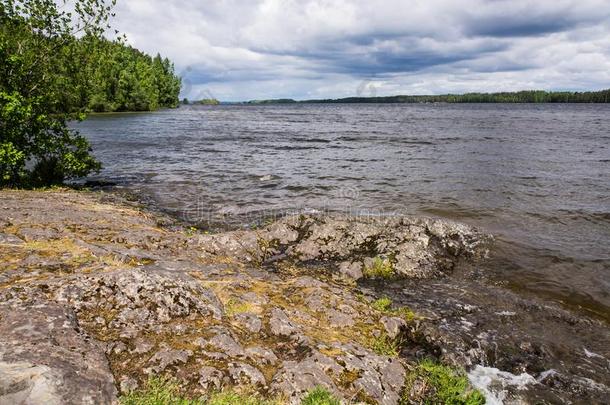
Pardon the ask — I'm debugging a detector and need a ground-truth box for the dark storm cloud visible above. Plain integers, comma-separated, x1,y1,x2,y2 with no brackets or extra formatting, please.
464,5,610,38
469,19,578,37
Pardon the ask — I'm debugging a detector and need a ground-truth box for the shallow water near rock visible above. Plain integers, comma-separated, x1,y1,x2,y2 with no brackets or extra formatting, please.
360,270,610,403
73,103,610,402
74,103,610,322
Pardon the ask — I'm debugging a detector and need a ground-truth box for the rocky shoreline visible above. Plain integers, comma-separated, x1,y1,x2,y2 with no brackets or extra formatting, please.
1,189,608,404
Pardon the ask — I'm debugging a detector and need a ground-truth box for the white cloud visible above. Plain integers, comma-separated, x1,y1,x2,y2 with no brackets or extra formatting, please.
108,0,610,100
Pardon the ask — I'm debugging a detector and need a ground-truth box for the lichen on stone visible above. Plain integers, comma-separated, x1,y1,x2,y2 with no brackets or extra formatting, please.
0,190,494,405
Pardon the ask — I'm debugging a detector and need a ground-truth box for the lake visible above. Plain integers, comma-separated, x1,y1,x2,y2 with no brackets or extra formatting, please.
74,103,610,322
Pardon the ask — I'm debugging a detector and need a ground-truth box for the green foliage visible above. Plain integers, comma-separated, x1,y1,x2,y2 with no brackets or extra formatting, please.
369,297,416,356
402,360,486,405
371,297,393,312
84,46,181,112
0,141,25,184
371,296,417,322
363,257,395,279
122,379,341,405
0,0,109,187
369,333,403,357
196,99,220,105
120,377,282,405
1,0,181,187
206,391,282,405
121,377,199,405
300,387,340,405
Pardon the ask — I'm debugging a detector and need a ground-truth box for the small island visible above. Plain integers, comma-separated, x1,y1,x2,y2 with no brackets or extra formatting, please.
196,99,221,105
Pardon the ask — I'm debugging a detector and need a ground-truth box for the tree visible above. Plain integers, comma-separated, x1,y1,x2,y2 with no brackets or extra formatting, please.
80,41,180,113
0,0,118,187
1,1,181,186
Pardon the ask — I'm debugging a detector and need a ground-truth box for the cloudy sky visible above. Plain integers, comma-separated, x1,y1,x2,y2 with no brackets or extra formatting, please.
111,0,610,101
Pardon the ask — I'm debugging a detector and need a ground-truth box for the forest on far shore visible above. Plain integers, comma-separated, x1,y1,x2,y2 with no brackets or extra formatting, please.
245,89,610,104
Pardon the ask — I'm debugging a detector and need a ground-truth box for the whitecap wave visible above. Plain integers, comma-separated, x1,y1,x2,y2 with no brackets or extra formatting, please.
467,365,538,405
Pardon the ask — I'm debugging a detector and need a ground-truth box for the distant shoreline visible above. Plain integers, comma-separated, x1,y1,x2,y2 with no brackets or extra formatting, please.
83,107,181,116
208,89,610,105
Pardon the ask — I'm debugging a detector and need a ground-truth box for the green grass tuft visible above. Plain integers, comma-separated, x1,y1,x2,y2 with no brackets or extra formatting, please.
401,360,486,405
300,386,341,405
363,257,395,279
120,377,282,405
120,377,199,405
369,333,403,357
371,296,393,312
207,391,281,405
371,296,417,322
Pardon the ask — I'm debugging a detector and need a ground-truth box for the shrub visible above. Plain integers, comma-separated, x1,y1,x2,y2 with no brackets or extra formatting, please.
0,2,111,187
1,0,180,187
0,141,25,185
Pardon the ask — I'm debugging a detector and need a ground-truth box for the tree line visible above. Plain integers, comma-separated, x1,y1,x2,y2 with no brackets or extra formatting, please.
1,0,181,187
302,89,610,104
243,89,610,104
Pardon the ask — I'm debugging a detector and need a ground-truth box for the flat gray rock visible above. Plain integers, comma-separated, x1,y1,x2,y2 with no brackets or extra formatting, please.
0,232,23,245
146,348,192,373
228,362,266,387
0,304,118,404
381,316,407,339
233,312,263,333
271,351,343,405
199,366,224,390
269,308,299,337
208,333,245,357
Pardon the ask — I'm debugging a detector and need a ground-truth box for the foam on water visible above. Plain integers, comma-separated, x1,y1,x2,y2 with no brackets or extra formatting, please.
583,347,605,359
467,365,538,405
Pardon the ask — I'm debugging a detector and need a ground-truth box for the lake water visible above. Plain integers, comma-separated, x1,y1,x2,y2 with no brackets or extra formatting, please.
74,103,610,322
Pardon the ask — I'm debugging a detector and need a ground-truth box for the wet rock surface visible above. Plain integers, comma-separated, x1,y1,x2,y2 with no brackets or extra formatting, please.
362,277,610,404
0,189,608,404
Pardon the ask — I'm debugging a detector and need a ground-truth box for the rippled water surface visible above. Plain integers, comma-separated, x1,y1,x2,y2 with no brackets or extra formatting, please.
74,104,610,321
